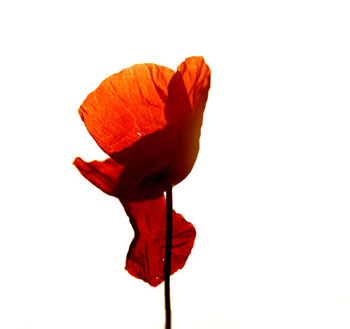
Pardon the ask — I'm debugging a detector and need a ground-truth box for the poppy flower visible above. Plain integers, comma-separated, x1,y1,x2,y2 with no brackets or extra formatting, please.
73,56,210,287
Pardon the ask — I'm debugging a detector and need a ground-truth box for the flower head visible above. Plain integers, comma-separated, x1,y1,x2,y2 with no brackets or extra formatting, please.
74,57,210,286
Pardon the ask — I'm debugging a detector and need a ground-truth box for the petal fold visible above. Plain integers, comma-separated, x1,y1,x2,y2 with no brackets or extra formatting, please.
164,57,211,185
73,157,123,196
122,196,196,287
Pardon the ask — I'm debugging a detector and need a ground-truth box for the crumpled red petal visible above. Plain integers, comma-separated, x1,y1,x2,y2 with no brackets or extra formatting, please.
73,157,196,286
79,64,175,156
121,196,196,287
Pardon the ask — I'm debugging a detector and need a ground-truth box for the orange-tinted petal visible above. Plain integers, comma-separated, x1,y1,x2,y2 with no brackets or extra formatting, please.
73,157,123,196
164,57,211,185
122,196,196,287
79,64,175,156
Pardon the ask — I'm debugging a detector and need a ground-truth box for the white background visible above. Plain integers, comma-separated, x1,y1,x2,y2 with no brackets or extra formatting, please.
1,0,350,328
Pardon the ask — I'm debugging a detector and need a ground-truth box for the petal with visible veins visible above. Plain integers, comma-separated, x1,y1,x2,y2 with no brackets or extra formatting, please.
79,64,175,156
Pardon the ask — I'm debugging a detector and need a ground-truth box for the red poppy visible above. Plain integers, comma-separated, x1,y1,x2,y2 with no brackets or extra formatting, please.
73,57,210,286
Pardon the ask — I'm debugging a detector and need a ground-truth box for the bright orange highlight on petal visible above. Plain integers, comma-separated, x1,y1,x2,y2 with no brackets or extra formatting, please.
79,64,175,155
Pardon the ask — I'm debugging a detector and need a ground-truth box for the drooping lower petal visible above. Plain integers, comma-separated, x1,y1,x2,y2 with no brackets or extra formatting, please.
121,196,196,287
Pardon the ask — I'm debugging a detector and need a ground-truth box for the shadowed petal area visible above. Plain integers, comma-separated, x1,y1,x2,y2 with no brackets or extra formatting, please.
122,196,196,287
110,126,176,201
73,156,166,201
164,57,211,185
79,64,175,156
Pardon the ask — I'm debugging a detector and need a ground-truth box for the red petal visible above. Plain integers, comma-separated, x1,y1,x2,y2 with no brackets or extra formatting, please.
73,157,123,196
73,156,166,200
164,57,211,185
122,196,196,287
79,64,175,156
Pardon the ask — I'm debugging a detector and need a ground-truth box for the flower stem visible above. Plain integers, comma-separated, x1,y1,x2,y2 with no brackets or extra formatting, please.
164,185,173,329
